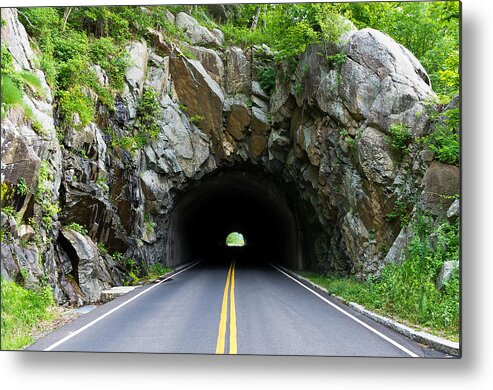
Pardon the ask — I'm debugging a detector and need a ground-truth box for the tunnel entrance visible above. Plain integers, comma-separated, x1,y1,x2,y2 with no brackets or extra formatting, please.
167,167,317,270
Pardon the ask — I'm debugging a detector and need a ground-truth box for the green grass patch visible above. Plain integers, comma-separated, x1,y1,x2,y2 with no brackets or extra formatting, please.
145,263,171,280
301,213,459,342
1,279,56,350
1,75,23,106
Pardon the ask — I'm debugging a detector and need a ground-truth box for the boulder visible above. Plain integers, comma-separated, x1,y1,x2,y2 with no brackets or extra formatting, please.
187,45,224,85
358,126,396,184
145,52,170,104
211,29,225,45
383,226,411,265
0,243,20,281
225,46,251,95
346,28,431,90
252,81,269,101
251,106,270,135
170,52,224,155
18,224,35,241
249,134,267,159
140,170,171,215
339,57,381,120
341,212,369,267
175,12,222,47
342,28,434,134
268,129,290,162
159,105,210,177
422,161,460,215
61,228,112,303
123,41,148,120
1,8,35,71
436,260,459,290
1,123,40,218
447,198,460,221
316,70,358,129
59,274,85,307
224,98,250,140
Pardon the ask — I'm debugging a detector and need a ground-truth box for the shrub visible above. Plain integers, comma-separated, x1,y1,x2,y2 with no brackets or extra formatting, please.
15,178,29,196
57,86,95,129
146,263,170,279
387,122,412,153
65,222,88,236
327,52,347,66
136,87,161,134
258,65,276,95
52,30,89,63
423,108,459,165
89,37,129,91
35,161,60,231
1,280,55,350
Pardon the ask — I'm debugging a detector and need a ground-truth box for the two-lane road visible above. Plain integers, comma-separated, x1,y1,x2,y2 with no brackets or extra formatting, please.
28,261,448,357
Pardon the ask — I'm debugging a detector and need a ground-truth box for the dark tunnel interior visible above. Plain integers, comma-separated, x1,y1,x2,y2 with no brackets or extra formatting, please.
167,169,313,270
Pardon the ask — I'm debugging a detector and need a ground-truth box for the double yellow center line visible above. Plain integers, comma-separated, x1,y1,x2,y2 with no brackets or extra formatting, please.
215,260,237,354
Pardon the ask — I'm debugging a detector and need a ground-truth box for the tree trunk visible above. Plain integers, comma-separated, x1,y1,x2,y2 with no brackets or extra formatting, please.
250,6,261,30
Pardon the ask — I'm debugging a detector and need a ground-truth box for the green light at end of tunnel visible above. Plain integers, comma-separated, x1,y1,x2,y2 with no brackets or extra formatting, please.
226,232,245,247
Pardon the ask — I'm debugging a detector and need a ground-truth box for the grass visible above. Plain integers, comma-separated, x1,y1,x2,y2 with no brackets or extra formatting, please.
300,213,460,342
1,279,57,350
1,75,23,106
300,271,459,342
145,263,171,280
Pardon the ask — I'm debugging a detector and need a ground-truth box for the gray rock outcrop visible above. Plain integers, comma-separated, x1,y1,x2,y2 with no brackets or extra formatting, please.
0,9,460,307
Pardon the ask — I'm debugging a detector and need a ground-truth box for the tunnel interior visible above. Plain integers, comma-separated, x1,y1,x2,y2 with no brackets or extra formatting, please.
167,168,316,269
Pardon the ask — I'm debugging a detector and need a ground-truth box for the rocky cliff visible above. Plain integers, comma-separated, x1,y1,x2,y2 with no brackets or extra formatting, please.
0,8,459,306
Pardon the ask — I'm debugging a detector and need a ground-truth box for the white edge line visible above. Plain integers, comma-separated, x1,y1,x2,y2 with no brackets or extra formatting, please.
44,261,201,351
269,263,419,358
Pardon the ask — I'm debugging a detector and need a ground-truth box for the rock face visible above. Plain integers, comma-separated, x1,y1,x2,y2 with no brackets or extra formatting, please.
422,161,460,216
1,9,460,306
60,229,115,303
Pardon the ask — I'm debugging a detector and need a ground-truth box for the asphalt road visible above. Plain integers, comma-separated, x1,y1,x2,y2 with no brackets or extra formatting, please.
28,260,449,357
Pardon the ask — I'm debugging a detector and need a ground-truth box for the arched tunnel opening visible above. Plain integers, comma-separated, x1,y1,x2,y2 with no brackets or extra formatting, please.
167,167,319,270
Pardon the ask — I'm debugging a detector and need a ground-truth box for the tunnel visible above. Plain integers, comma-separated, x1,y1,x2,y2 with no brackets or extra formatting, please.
167,167,317,270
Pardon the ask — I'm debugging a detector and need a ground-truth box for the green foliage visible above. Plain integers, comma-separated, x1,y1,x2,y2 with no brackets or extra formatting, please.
258,65,276,95
1,182,11,207
35,161,60,231
113,87,161,155
18,70,44,97
178,45,197,60
15,178,29,197
1,75,23,107
423,108,460,166
95,177,109,193
146,263,171,280
97,242,108,254
143,212,156,234
1,279,55,350
385,198,412,227
386,122,412,154
136,87,161,137
302,211,460,340
189,114,204,125
89,37,129,90
65,222,88,235
327,52,347,66
221,3,351,61
57,86,95,129
339,129,356,148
